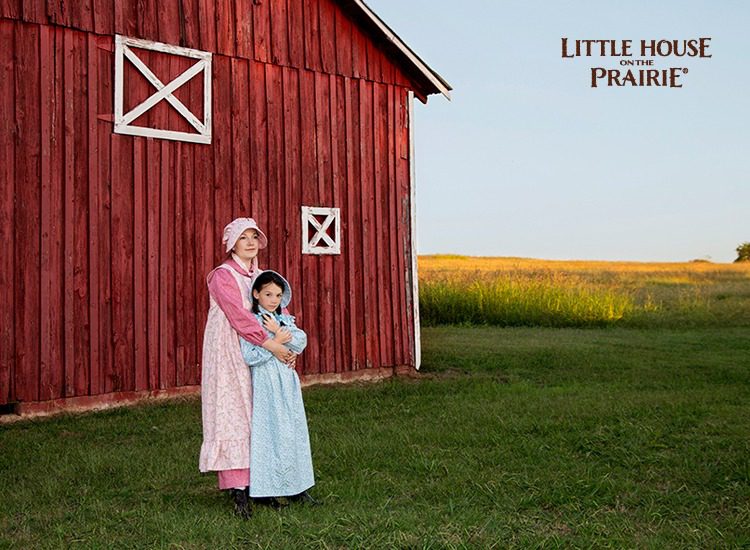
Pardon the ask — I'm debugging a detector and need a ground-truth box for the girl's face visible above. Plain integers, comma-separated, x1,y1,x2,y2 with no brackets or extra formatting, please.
253,282,284,312
233,229,260,262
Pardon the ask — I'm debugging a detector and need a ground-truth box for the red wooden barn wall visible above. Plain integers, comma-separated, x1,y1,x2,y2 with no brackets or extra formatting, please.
0,0,422,406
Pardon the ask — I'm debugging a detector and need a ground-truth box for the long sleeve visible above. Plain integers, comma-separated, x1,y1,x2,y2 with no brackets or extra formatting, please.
207,267,269,346
240,337,273,367
278,314,308,354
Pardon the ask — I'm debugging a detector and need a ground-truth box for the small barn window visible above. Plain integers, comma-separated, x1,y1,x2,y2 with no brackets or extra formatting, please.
301,206,341,255
114,35,212,144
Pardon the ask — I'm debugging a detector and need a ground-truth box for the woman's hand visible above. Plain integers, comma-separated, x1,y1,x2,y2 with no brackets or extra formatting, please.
261,313,281,334
272,327,292,344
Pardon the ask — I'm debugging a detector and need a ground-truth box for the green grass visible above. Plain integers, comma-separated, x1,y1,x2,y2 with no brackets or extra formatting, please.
2,326,749,548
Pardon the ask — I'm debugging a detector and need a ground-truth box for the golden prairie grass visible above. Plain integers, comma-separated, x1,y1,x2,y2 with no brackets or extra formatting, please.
418,255,750,328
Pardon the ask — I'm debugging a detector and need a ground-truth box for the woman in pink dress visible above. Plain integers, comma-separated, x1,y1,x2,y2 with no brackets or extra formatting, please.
198,217,294,519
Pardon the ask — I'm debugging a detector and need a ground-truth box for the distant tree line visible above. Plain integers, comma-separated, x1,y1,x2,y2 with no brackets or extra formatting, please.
736,242,750,263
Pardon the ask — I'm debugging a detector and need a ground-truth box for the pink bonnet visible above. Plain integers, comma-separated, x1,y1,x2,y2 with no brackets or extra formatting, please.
222,217,268,253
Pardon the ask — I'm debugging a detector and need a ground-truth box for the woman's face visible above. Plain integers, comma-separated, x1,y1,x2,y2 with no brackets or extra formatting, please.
253,282,284,312
233,229,260,262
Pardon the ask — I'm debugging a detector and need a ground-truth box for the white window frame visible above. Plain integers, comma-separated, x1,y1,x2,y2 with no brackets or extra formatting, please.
301,206,341,255
114,35,212,144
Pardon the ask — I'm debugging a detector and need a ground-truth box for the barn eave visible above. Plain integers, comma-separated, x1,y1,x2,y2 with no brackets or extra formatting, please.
340,0,452,102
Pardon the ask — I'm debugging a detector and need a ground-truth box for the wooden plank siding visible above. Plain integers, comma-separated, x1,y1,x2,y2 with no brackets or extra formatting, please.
0,0,426,407
0,0,421,91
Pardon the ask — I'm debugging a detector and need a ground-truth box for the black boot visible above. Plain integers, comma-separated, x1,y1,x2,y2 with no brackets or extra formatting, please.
230,488,252,519
253,496,288,509
289,490,321,506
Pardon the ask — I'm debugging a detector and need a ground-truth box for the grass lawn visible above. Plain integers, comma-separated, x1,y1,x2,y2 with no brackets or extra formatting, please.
2,326,748,548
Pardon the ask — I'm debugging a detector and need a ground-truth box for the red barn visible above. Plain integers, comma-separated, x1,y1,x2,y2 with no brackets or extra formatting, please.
0,0,450,416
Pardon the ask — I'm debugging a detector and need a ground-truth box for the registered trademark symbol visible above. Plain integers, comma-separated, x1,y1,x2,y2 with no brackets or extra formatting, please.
683,68,689,74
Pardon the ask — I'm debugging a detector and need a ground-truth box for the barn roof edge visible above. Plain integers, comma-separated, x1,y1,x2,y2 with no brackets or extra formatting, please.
345,0,452,101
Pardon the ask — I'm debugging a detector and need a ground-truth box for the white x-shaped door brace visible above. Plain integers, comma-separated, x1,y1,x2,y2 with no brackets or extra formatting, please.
302,207,341,255
114,35,212,144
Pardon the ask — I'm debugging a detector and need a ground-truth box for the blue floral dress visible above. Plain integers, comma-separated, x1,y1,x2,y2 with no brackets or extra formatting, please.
240,308,314,497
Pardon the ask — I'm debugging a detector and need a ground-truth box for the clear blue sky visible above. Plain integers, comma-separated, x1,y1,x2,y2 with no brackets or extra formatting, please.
366,0,749,262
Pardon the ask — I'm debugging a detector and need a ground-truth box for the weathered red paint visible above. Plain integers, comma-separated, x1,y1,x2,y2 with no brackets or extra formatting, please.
0,0,430,408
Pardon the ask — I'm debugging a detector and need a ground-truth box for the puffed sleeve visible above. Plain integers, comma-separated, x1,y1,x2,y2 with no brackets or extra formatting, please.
207,267,269,346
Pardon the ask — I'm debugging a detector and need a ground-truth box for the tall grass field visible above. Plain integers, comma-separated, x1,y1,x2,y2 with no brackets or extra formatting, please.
419,255,750,328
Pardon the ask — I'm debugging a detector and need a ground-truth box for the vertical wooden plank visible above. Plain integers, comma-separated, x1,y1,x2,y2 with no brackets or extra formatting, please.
231,58,251,215
281,66,302,370
133,138,148,390
213,55,232,249
20,0,45,23
45,0,63,25
159,141,176,389
252,0,270,63
343,76,361,371
38,26,60,401
314,72,334,373
318,0,335,74
174,142,185,387
97,35,114,396
114,0,137,48
382,53,396,86
61,28,75,398
333,7,352,78
93,0,114,35
14,22,42,403
180,0,200,49
146,139,161,391
86,34,101,397
71,0,94,33
168,142,177,389
0,0,20,19
110,133,135,393
157,0,181,46
138,0,159,41
235,0,253,59
269,0,288,66
72,30,90,397
196,0,216,53
359,79,379,369
158,140,173,389
302,0,321,71
249,60,268,231
193,140,213,377
330,75,348,373
286,0,303,68
366,39,383,84
177,142,196,385
266,64,284,273
298,69,319,374
388,85,405,365
0,20,16,403
216,0,235,57
351,24,367,80
373,82,393,366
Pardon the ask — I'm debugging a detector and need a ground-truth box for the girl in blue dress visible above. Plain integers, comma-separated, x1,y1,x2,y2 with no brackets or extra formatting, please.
240,270,316,504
